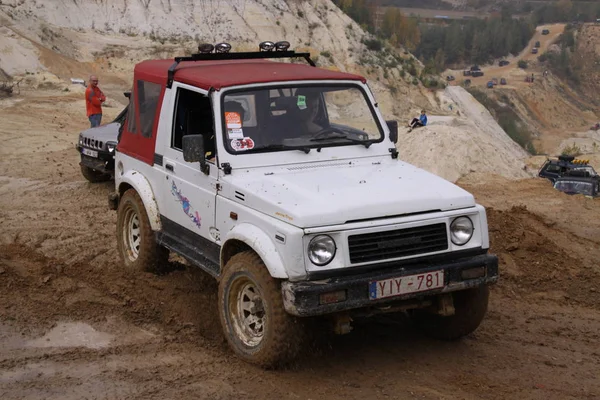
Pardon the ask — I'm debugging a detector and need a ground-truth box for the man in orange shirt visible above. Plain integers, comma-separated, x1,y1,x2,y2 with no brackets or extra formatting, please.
85,75,106,127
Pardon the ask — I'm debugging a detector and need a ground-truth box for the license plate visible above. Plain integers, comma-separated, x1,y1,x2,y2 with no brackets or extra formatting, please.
369,270,444,300
82,148,98,158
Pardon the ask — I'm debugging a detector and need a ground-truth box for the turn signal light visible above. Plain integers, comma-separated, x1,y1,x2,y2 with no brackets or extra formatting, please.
319,290,347,305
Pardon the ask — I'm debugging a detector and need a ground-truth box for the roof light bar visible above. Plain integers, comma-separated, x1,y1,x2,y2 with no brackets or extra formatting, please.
259,41,276,51
198,43,215,54
275,41,290,51
215,42,232,53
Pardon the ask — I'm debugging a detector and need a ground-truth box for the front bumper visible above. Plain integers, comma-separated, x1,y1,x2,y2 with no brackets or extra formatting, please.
281,253,498,317
76,145,114,175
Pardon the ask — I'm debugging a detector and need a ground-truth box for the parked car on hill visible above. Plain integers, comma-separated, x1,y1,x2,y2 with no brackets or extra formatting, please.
531,48,539,54
108,41,499,368
534,41,541,48
499,60,510,67
500,78,507,85
471,71,484,77
463,70,472,76
542,29,550,35
538,156,598,183
446,75,456,81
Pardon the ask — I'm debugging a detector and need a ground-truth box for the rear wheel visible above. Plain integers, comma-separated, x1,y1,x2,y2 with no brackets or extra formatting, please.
116,189,168,273
411,286,489,340
218,251,305,368
80,164,111,183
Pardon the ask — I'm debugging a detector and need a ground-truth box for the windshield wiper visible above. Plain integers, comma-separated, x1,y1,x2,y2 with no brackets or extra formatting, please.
310,133,374,148
260,144,311,154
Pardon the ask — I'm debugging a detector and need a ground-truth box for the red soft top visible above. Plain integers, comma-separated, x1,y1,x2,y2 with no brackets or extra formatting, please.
134,59,366,90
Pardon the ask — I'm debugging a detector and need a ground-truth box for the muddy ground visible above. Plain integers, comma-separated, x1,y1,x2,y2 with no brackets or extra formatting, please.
1,90,599,399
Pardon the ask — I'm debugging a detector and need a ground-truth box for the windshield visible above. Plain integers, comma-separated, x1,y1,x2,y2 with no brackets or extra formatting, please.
221,84,383,154
554,180,594,196
574,166,597,176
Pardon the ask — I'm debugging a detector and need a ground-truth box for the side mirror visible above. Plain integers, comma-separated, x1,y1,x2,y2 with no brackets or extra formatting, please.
182,135,209,175
124,91,131,99
386,120,398,144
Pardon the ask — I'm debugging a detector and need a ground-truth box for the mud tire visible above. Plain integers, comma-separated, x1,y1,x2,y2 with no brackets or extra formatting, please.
411,286,489,340
218,251,304,369
116,189,168,274
80,165,111,183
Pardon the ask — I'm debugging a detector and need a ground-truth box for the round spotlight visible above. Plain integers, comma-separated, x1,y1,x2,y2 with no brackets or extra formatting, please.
275,41,290,51
215,42,232,53
198,43,215,54
259,41,275,51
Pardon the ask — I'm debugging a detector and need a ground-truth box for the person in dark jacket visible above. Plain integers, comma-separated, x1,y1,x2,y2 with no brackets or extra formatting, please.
408,110,427,132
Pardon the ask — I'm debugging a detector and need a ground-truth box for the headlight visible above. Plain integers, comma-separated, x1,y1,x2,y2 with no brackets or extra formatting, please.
450,217,474,246
107,142,116,153
308,235,336,266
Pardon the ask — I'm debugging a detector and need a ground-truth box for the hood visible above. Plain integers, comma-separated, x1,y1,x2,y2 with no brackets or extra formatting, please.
224,159,475,228
79,122,120,143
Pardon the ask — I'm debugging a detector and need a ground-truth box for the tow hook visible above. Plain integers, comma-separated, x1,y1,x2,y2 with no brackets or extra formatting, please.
108,192,119,210
332,313,353,335
437,294,455,316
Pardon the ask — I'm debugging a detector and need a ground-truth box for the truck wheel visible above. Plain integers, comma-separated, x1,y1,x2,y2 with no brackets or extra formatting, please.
218,251,304,368
411,286,489,340
116,189,168,273
80,165,111,183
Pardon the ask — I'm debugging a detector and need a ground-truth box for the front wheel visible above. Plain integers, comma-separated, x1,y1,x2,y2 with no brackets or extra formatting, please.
116,189,168,273
411,286,489,340
218,251,305,368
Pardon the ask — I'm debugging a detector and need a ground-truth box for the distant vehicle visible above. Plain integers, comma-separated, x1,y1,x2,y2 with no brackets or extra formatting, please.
446,75,456,81
531,48,539,54
486,81,494,89
463,79,472,87
491,78,498,85
463,70,472,76
534,41,541,48
499,60,510,67
76,94,130,182
553,176,599,198
541,29,550,35
470,65,481,71
471,71,484,77
538,155,598,183
500,78,507,85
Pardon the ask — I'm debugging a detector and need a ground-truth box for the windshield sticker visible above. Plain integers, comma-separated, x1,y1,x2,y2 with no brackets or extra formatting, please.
227,128,244,139
297,95,307,110
171,181,202,229
231,137,255,151
225,112,242,129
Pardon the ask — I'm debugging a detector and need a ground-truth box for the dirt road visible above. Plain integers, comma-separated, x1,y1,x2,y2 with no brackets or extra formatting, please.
1,90,600,399
444,24,566,89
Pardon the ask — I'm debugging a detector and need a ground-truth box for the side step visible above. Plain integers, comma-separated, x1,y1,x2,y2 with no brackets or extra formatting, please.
156,231,220,278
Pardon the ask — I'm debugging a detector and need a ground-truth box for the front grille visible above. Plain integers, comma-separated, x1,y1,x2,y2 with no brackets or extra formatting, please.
83,137,104,149
348,223,448,264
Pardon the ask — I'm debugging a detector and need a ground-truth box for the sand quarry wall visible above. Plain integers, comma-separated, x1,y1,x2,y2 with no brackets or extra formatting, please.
0,0,531,183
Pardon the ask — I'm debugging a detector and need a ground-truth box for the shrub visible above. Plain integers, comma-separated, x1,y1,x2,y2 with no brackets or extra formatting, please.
297,10,304,18
412,78,419,85
518,60,528,69
363,38,382,51
561,143,582,157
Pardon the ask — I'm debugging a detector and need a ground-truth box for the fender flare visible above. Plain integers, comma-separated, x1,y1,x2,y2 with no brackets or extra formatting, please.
222,223,288,279
118,171,162,231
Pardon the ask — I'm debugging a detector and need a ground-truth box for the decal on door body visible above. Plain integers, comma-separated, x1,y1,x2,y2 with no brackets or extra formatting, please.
171,181,202,229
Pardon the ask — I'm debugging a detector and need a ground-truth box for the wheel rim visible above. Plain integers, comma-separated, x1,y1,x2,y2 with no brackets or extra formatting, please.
123,207,141,262
229,278,266,348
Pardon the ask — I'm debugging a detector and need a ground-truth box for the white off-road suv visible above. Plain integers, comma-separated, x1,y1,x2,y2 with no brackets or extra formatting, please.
109,42,498,368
